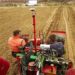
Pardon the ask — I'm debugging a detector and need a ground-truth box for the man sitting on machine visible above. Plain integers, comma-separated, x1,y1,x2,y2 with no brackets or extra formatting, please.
8,30,26,58
47,34,65,57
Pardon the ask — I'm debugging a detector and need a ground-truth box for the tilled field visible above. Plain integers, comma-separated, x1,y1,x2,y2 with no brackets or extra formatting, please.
0,5,75,75
0,6,58,59
65,6,75,64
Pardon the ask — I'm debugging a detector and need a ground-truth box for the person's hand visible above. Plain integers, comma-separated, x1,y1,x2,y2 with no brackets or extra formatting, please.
28,62,35,66
32,50,36,53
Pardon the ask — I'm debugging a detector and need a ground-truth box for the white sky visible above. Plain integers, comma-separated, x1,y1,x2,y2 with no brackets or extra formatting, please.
28,0,37,5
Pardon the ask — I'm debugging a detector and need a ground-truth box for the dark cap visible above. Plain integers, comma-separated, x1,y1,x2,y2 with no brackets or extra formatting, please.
13,30,21,36
49,34,56,40
48,34,56,43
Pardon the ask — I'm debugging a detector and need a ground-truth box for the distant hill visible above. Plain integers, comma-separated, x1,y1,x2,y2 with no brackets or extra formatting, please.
38,0,75,2
0,0,26,3
0,0,74,3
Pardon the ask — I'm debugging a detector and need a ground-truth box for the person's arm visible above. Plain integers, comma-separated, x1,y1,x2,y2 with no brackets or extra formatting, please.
21,39,26,46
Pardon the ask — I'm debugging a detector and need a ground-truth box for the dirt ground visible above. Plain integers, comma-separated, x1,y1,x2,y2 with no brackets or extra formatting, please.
0,4,75,75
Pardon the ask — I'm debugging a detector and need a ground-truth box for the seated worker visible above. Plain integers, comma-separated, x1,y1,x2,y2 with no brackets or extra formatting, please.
65,61,75,75
8,30,26,58
47,34,65,57
0,57,10,75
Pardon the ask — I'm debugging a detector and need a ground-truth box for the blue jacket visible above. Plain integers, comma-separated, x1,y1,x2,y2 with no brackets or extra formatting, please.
50,42,65,57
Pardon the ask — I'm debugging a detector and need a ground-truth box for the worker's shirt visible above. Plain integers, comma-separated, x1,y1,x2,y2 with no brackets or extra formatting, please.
8,36,26,52
50,42,64,57
66,68,75,75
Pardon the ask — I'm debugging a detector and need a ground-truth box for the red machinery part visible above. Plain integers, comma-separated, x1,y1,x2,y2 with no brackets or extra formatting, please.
42,65,56,75
0,57,10,75
32,15,37,51
26,70,37,75
31,38,41,46
25,47,40,52
51,31,66,34
26,62,38,75
51,31,66,37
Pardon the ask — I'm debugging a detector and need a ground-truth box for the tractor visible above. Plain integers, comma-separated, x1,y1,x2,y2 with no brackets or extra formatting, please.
12,8,69,75
14,30,69,75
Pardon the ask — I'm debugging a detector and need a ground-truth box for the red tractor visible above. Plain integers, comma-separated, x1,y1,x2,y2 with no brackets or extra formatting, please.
13,8,69,75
